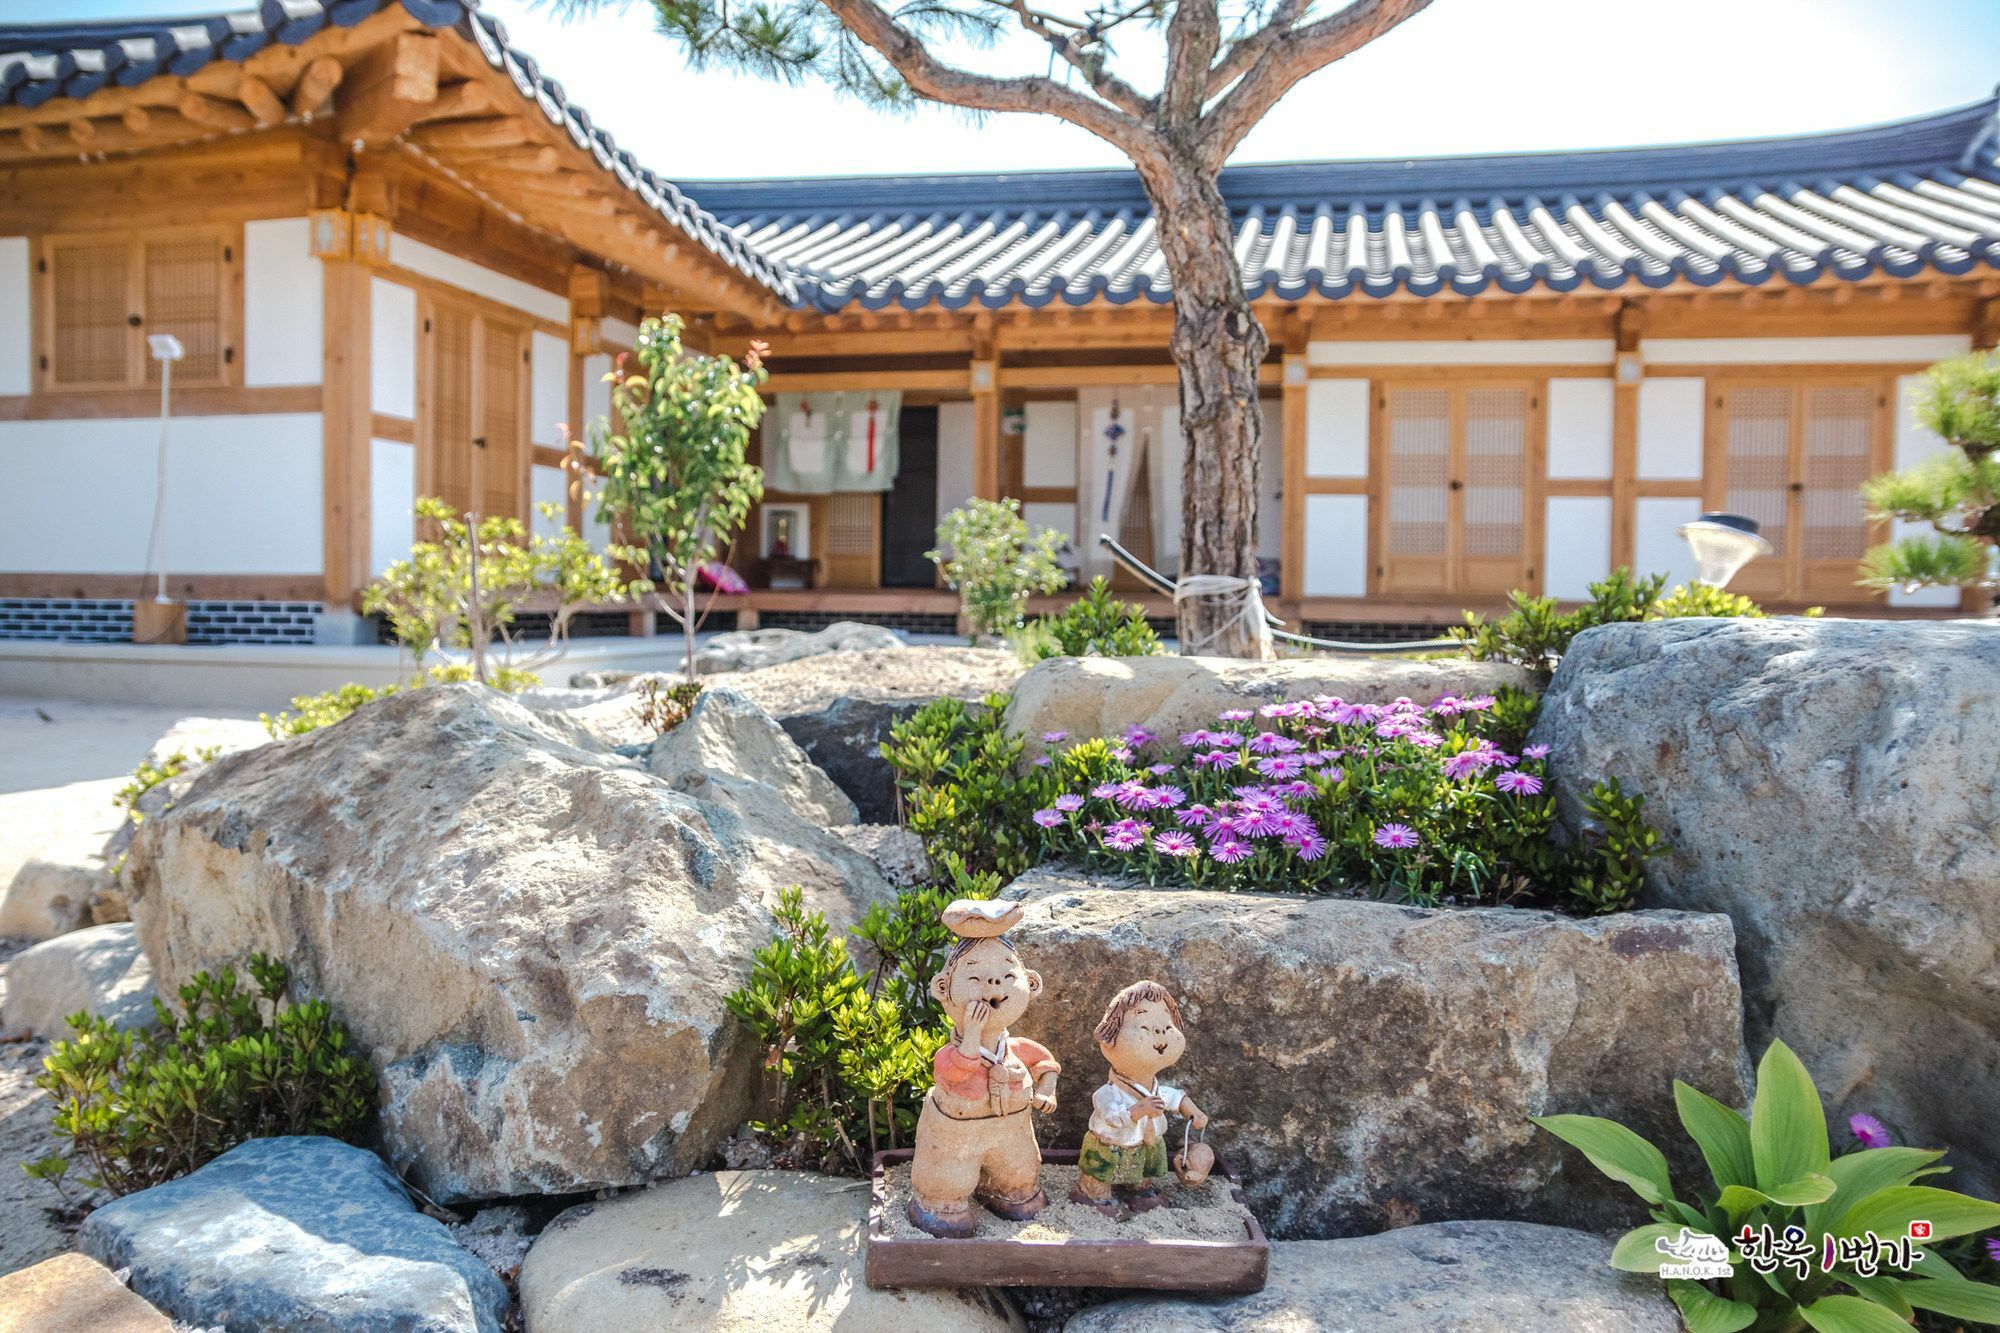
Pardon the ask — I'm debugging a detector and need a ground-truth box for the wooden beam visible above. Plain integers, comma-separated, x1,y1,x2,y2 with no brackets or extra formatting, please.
320,255,372,607
971,358,1000,500
67,118,95,147
1610,300,1643,570
409,118,531,151
238,74,286,126
291,57,344,118
455,144,560,173
338,30,442,145
418,81,492,124
177,92,256,132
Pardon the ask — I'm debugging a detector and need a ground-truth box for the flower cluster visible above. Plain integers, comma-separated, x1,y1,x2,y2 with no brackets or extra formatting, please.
1024,693,1624,909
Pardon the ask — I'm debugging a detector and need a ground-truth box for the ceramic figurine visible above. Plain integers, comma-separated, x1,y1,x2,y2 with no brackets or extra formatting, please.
907,899,1062,1238
1072,980,1210,1216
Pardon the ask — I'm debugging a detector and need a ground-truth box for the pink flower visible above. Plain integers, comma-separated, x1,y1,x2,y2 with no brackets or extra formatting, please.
1210,838,1252,864
1407,731,1443,749
1033,756,1053,768
1176,803,1212,828
1849,1113,1893,1149
1032,808,1063,828
1430,695,1464,716
1148,763,1174,776
1463,695,1496,711
1443,750,1490,780
1194,750,1239,770
1256,755,1306,779
1112,781,1153,810
1495,771,1543,796
1180,731,1213,748
1154,831,1200,858
1123,726,1157,749
1218,709,1253,723
1247,732,1294,755
1091,782,1123,800
1054,794,1085,812
1041,731,1067,744
1522,744,1550,760
1103,819,1150,852
1289,832,1328,861
1373,823,1419,850
1333,703,1377,726
1111,745,1134,763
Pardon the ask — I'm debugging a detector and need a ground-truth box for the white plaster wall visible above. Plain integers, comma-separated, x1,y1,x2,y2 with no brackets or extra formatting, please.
1023,501,1075,551
1302,494,1368,597
1887,372,1967,608
1634,496,1703,586
370,277,416,418
531,463,568,540
1641,335,1970,365
1305,378,1368,477
602,317,640,351
935,401,976,518
1022,400,1077,487
244,219,322,387
1308,339,1614,366
1257,398,1282,563
1546,378,1613,479
0,237,30,396
369,438,415,576
387,234,567,325
0,415,321,572
1152,404,1184,576
1544,496,1613,600
530,331,568,447
578,471,611,556
581,352,612,437
1638,377,1705,480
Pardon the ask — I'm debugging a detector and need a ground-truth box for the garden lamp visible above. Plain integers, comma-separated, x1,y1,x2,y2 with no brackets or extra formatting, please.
1677,512,1772,589
136,333,187,644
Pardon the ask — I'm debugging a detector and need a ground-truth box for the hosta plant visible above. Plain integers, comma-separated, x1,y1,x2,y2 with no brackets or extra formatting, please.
1533,1039,2000,1333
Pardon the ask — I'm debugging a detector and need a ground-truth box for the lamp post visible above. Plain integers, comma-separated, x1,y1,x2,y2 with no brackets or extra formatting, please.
134,333,187,645
1677,512,1773,590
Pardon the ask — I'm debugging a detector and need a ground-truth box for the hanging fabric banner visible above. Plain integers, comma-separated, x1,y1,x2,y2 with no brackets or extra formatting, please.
765,391,903,493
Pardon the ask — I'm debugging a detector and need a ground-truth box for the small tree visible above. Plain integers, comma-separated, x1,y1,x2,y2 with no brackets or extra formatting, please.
929,497,1067,643
1860,350,2000,599
593,313,768,682
364,497,643,684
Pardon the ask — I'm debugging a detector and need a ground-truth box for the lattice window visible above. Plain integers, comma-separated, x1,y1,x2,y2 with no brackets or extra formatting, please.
1800,385,1874,562
1461,386,1525,559
42,228,234,391
1384,387,1449,557
429,304,476,516
1722,385,1793,557
827,492,878,555
478,320,525,522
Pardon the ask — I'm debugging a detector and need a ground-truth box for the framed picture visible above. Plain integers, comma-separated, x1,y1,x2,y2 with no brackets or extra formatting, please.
761,504,810,560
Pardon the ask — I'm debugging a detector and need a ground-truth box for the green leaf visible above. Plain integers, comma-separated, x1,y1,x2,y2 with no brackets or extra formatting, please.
1837,1272,1912,1318
1676,1080,1755,1194
1898,1277,2000,1322
1796,1293,1920,1333
1666,1281,1758,1333
1717,1174,1835,1225
1833,1185,2000,1244
1805,1148,1949,1232
1609,1223,1682,1273
1531,1114,1674,1205
1750,1040,1829,1194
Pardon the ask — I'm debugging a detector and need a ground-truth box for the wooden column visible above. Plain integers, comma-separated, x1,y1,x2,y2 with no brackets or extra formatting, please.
1609,301,1643,570
971,356,1001,500
1277,314,1310,607
319,246,371,611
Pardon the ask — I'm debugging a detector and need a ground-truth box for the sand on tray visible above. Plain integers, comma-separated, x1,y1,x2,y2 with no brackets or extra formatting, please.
877,1163,1254,1243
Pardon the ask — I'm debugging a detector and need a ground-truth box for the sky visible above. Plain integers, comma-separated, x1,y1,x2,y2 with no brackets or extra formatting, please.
14,0,2000,181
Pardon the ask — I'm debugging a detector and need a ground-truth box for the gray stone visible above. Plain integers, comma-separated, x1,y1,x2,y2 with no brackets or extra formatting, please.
647,686,857,827
1005,655,1532,758
1006,867,1750,1239
1535,617,2000,1198
0,1252,172,1333
693,621,905,675
1066,1220,1678,1332
832,823,930,888
0,922,154,1039
77,1136,509,1333
519,1170,1016,1332
94,718,268,926
124,684,893,1202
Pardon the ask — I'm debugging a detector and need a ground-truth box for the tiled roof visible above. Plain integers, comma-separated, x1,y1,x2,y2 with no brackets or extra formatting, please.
0,0,797,302
683,97,2000,310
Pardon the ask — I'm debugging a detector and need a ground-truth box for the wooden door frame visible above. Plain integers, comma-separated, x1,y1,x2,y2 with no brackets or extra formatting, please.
416,289,532,526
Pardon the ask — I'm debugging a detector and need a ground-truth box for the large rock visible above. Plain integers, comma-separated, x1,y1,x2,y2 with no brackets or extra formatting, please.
730,647,1022,821
0,921,154,1038
78,1136,509,1333
0,1252,172,1333
0,777,123,938
1535,617,2000,1197
518,1170,1018,1332
1006,656,1532,756
123,684,894,1202
1006,868,1750,1239
648,686,856,827
1066,1220,1677,1332
694,621,906,675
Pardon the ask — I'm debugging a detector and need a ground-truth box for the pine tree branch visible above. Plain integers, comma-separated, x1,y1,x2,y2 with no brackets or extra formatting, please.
973,0,1156,120
820,0,1161,155
1161,0,1221,127
1197,0,1433,170
1201,0,1309,101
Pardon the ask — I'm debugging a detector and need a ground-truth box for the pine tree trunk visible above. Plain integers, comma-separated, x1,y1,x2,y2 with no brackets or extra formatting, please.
1141,156,1270,659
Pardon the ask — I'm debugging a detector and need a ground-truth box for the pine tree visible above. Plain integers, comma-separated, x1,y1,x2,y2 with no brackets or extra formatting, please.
1860,351,2000,597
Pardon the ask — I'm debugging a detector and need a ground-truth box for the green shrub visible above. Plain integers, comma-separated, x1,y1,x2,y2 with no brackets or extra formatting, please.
725,858,1000,1172
259,664,540,739
635,678,702,736
1010,577,1164,663
28,955,373,1198
114,745,221,823
1454,568,1786,684
1534,1039,2000,1331
1860,350,2000,596
928,498,1067,643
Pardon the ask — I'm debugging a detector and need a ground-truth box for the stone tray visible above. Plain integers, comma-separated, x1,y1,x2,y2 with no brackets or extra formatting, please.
865,1148,1269,1294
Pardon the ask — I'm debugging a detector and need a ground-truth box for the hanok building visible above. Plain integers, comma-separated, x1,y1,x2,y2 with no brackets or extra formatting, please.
0,0,1992,649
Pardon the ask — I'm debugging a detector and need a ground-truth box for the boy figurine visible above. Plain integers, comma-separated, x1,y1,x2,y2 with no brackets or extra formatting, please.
907,899,1062,1238
1072,980,1209,1216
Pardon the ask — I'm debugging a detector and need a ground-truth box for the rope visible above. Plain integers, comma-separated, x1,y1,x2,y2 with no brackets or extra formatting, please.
1173,573,1272,656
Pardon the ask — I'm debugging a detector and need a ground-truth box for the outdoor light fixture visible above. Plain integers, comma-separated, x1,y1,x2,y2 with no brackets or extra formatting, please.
136,333,188,645
1614,350,1644,384
1677,512,1772,589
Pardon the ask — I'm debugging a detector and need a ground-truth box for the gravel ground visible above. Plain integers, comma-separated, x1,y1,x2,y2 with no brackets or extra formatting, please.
723,646,1023,715
0,969,101,1277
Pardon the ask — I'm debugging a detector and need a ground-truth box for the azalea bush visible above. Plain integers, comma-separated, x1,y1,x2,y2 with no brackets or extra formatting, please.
1534,1039,2000,1332
726,858,998,1173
